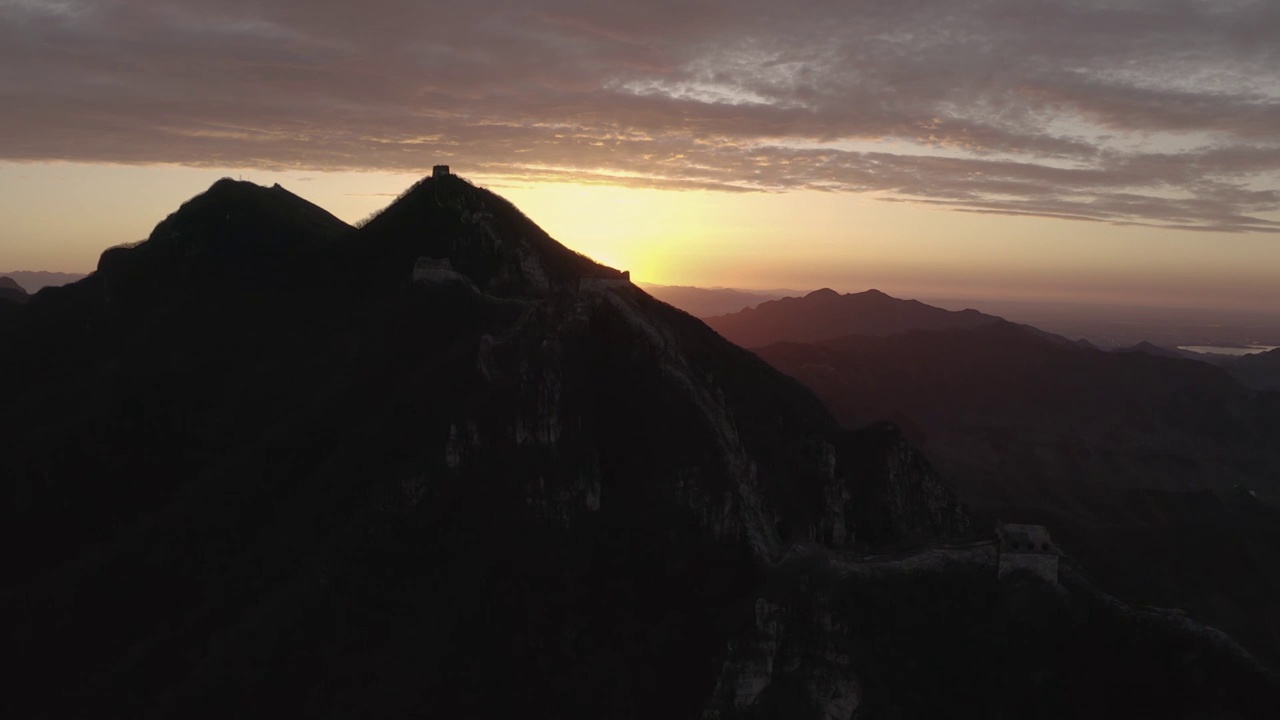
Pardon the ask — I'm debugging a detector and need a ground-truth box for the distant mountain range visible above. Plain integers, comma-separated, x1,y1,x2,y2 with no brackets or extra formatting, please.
638,282,795,317
0,270,87,294
705,287,1280,667
1114,340,1280,391
1113,340,1189,359
705,288,1007,347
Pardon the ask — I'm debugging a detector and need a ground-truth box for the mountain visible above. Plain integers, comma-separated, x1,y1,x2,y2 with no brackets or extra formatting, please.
0,270,87,294
0,175,976,718
1113,340,1188,359
755,320,1280,665
0,277,29,327
1220,348,1280,392
0,276,29,303
1,176,1274,717
638,283,791,317
756,321,1277,496
705,288,1005,347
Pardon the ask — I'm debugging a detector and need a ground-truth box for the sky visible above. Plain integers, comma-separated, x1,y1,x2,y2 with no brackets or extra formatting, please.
1,0,1279,311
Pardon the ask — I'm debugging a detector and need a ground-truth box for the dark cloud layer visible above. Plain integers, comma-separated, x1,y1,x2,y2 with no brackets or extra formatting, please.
2,0,1279,231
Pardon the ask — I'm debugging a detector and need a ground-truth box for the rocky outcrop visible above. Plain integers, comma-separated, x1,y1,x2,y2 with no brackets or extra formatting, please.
836,423,971,548
705,594,860,720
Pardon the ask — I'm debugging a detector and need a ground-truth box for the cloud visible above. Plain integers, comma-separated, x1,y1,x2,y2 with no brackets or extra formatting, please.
1,0,1278,231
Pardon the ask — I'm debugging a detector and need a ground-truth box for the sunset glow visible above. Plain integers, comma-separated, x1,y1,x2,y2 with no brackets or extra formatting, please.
1,0,1278,312
4,161,1278,312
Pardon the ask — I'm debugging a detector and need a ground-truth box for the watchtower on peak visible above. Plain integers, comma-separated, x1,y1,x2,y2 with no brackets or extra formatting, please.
433,165,451,178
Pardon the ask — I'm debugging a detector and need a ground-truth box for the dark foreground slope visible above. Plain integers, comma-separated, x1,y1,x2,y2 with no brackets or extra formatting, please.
707,545,1277,719
0,176,1273,718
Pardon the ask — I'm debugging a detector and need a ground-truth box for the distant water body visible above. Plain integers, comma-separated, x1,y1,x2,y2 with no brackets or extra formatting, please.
1178,345,1279,357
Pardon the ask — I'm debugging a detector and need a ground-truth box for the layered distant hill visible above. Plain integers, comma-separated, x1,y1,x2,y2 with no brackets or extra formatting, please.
1178,347,1280,392
639,283,794,317
757,322,1279,499
723,294,1280,666
1225,348,1280,391
0,270,87,294
1,176,1274,717
705,288,1006,347
0,276,29,304
1112,340,1189,359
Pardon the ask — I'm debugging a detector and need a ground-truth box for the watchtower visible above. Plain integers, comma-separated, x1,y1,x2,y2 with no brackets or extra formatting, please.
433,165,451,178
996,522,1059,584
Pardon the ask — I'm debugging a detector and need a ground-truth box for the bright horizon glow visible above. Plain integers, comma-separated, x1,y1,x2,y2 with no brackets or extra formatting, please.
1,160,1278,314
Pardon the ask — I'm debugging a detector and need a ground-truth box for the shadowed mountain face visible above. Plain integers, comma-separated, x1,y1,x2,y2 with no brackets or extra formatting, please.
759,321,1280,498
704,288,1003,347
753,318,1280,665
1,177,1275,718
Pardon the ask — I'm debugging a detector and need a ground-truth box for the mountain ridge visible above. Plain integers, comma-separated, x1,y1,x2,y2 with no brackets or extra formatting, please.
636,283,789,317
705,287,1007,347
0,275,28,304
1,175,1274,717
751,317,1280,667
1,175,978,717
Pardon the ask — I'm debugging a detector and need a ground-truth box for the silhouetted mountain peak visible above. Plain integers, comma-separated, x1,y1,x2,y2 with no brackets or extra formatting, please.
91,179,355,305
706,287,1005,347
1114,341,1188,360
177,178,349,236
105,178,351,263
357,172,624,297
